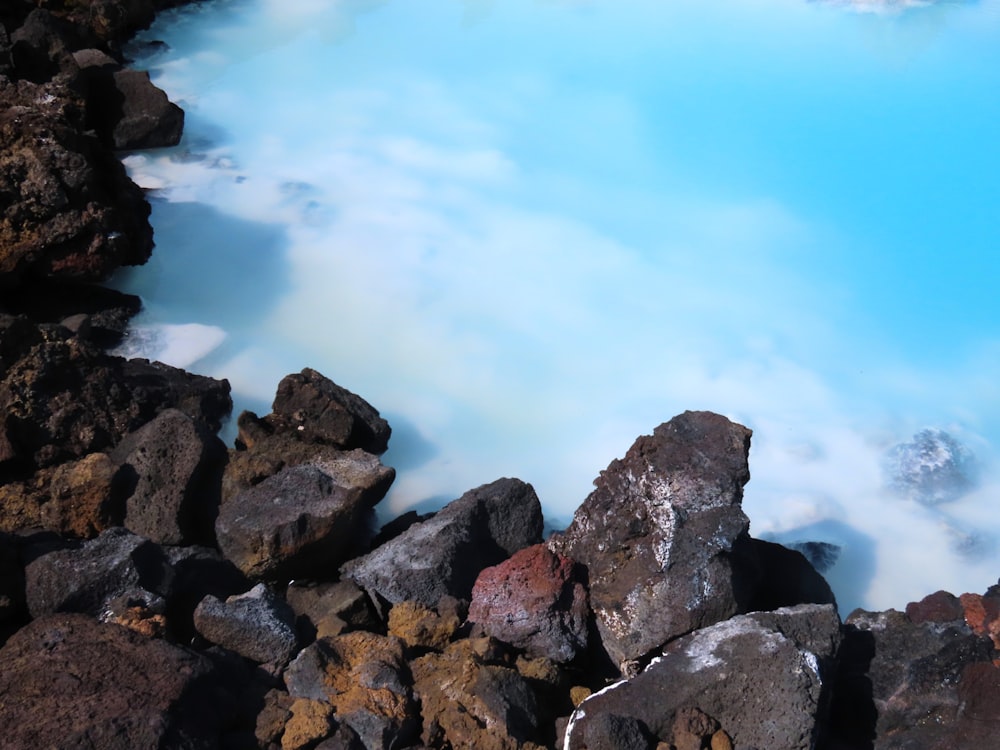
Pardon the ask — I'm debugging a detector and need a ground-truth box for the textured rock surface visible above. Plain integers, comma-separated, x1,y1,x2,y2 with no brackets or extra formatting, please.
564,604,841,750
111,408,226,545
411,638,546,750
284,631,419,749
832,606,996,749
24,526,172,619
469,543,589,663
342,477,544,607
388,599,462,653
0,613,225,749
883,428,977,505
194,583,299,665
216,458,391,580
286,579,380,642
548,411,755,666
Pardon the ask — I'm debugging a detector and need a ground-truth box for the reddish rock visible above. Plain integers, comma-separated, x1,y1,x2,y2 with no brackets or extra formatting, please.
960,589,1000,650
469,543,589,663
907,590,964,624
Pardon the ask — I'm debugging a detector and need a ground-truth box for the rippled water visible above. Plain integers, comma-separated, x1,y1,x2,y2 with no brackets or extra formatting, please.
113,0,1000,612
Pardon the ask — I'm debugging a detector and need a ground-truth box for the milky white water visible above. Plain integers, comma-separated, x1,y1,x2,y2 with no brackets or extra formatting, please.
112,0,1000,612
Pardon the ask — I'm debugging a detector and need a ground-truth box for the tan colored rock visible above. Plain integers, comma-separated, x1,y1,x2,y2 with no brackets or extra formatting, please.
388,600,459,652
282,698,336,750
711,729,734,750
569,686,592,708
256,689,294,748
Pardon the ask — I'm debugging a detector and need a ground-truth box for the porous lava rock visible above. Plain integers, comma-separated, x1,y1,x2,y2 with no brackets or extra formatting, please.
23,525,172,619
284,631,419,749
193,583,299,665
0,328,231,473
0,75,153,285
388,599,462,653
0,613,226,749
110,407,227,545
411,638,546,750
469,543,589,663
564,604,841,750
285,578,381,642
832,606,996,749
547,411,756,666
216,456,392,581
342,477,544,607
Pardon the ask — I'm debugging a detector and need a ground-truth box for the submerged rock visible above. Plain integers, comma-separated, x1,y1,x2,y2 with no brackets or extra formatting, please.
883,428,977,505
548,411,756,666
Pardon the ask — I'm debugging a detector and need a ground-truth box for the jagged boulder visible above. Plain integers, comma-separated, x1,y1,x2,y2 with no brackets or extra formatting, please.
883,428,978,505
216,455,392,581
548,411,756,666
111,408,227,545
194,583,299,665
285,579,381,642
469,543,589,663
0,613,226,749
342,477,544,608
564,604,841,750
23,526,172,619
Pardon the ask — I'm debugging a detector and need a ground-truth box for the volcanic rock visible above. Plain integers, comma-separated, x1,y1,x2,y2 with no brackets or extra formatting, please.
547,411,756,666
883,427,977,505
0,75,153,285
342,477,544,608
285,579,381,642
24,525,172,619
216,456,392,581
469,543,589,663
388,599,461,653
193,583,299,665
833,606,996,748
411,638,545,750
564,604,841,750
0,613,226,749
284,631,419,749
111,407,227,545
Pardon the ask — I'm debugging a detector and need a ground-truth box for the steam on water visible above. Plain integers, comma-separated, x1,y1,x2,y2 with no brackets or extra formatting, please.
113,0,1000,613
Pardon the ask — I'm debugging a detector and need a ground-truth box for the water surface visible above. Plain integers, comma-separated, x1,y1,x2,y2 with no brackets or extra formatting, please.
114,0,1000,612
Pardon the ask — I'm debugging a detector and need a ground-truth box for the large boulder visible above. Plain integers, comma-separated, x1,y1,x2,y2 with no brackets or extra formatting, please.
547,411,756,666
469,543,589,663
342,477,544,608
564,604,842,750
883,428,978,505
111,408,227,545
23,526,172,619
216,455,393,581
0,613,226,749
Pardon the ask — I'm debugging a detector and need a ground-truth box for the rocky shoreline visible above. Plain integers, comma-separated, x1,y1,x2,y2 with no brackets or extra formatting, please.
2,2,999,748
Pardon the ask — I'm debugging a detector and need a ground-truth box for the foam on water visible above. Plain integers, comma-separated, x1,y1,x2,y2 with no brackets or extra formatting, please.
112,0,1000,612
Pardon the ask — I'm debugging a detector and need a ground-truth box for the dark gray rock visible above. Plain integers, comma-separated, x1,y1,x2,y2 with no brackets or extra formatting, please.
547,411,756,666
216,456,392,581
341,477,544,607
0,613,226,749
883,428,978,505
564,604,842,750
193,583,299,665
111,408,227,545
830,607,996,749
24,526,172,619
109,68,184,149
286,579,381,641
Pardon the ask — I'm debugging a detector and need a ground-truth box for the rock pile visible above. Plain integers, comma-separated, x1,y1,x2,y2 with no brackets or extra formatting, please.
2,2,999,748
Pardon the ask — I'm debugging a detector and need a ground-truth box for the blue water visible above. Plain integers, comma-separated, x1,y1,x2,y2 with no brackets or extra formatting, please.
113,0,1000,612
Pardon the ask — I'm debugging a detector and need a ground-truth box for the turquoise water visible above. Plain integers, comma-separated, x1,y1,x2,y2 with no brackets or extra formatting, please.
114,0,1000,612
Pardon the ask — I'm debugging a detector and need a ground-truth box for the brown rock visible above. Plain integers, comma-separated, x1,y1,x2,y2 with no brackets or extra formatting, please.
257,689,295,748
282,698,337,750
0,613,225,748
907,589,964,624
285,579,380,642
388,600,460,652
469,543,589,663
